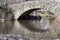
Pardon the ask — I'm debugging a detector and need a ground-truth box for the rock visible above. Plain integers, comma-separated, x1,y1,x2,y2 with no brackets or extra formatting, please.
7,37,15,40
3,37,7,40
18,38,24,40
54,39,60,40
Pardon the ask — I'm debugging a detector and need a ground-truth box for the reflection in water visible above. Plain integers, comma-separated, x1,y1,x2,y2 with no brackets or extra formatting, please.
0,18,51,35
0,19,56,39
0,20,14,34
18,20,49,32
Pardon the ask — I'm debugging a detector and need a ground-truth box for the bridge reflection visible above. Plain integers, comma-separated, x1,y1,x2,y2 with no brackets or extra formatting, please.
0,20,51,34
18,15,41,20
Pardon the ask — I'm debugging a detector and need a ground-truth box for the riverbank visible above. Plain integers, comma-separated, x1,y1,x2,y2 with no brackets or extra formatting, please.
0,33,59,40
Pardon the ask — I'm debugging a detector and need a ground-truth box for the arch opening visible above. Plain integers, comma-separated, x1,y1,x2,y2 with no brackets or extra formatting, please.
17,8,54,20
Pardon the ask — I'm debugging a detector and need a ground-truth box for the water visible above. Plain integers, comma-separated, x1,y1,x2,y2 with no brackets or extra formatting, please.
0,19,56,39
0,18,50,33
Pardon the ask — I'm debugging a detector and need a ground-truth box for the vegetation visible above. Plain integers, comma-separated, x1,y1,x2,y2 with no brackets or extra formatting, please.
0,3,13,14
0,3,14,20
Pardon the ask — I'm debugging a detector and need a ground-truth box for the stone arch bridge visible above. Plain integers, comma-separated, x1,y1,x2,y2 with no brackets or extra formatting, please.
10,1,60,19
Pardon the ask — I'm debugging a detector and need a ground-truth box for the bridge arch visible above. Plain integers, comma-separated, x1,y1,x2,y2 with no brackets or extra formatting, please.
10,1,60,19
18,8,54,20
18,8,42,20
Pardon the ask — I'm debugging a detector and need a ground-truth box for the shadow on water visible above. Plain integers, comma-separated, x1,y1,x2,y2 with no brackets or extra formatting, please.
18,20,49,32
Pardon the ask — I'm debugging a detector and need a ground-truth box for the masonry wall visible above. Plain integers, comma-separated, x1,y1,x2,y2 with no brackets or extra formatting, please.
0,0,26,5
10,1,60,19
0,0,58,5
